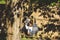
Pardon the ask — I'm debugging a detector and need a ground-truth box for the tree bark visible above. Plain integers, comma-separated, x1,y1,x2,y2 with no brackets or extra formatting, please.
12,14,20,40
6,19,12,40
6,0,21,40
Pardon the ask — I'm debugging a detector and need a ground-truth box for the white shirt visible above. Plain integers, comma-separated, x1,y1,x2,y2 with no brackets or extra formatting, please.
25,24,33,32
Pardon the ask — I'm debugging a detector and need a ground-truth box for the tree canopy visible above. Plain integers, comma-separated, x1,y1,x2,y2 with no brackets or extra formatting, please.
0,0,6,4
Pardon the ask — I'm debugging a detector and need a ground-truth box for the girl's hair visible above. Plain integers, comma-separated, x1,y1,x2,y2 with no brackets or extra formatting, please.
29,20,33,25
27,20,33,26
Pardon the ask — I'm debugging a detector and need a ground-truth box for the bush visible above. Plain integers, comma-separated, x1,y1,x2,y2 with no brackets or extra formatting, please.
50,2,56,6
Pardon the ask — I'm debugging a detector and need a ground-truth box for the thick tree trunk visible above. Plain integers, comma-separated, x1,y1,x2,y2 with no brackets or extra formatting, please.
6,19,12,40
6,0,21,40
12,14,20,40
6,14,20,40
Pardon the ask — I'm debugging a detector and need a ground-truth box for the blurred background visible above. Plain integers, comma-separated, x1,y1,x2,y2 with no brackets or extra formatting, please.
0,0,60,40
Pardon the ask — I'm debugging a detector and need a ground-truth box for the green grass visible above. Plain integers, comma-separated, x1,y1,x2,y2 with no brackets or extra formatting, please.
21,37,33,40
21,37,32,40
21,38,27,40
21,37,37,40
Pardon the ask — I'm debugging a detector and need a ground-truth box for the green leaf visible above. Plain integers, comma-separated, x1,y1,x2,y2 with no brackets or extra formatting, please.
30,0,39,4
58,0,60,2
0,0,6,4
50,2,56,6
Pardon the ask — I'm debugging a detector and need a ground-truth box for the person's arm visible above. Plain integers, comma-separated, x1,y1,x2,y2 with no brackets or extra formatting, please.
25,24,28,29
27,29,30,35
25,24,30,35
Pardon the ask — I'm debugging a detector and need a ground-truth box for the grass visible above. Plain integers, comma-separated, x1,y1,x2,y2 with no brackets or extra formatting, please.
21,36,38,40
21,37,32,40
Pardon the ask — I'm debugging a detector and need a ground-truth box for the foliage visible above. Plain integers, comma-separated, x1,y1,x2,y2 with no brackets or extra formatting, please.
58,0,60,2
0,0,6,4
50,2,56,6
30,0,57,3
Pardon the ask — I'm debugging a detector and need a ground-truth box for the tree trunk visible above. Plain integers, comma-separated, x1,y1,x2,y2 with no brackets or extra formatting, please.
6,19,12,40
12,14,20,40
6,0,21,40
